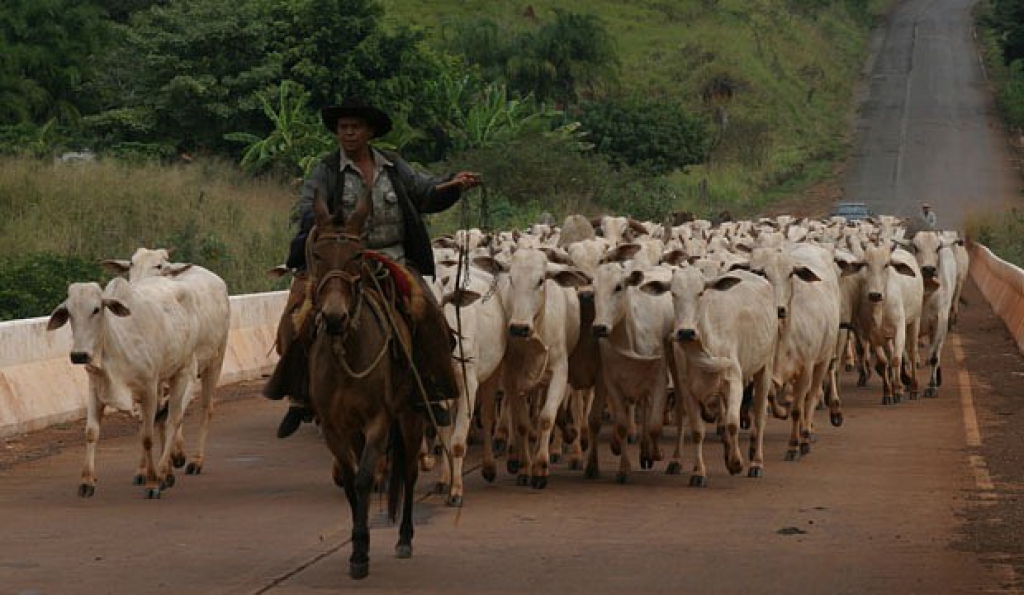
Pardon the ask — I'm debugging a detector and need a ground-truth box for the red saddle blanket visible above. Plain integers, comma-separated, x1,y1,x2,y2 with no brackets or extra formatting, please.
364,251,415,300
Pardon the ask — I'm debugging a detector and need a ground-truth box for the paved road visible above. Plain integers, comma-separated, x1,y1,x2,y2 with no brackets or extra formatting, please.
843,0,1021,228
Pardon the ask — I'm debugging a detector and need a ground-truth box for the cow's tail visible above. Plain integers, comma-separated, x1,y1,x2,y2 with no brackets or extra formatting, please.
387,419,407,524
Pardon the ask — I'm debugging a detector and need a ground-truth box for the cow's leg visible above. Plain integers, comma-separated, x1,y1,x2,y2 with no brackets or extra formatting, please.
824,357,843,427
891,324,907,403
664,344,685,475
925,311,949,397
903,319,922,399
747,367,771,478
856,335,872,387
801,361,829,455
137,383,162,498
786,370,813,461
566,388,589,470
643,368,667,467
585,381,607,479
685,390,708,487
532,368,570,489
446,367,479,507
478,374,500,484
720,369,744,475
509,391,532,485
874,343,893,404
79,378,105,498
188,356,223,475
155,365,194,493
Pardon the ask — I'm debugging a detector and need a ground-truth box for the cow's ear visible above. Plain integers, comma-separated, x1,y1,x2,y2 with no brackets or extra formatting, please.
547,267,591,288
163,263,193,277
686,255,702,266
727,261,750,272
626,270,645,287
47,303,69,331
956,238,965,246
660,249,687,266
100,259,131,275
103,298,131,317
540,247,573,265
791,266,821,283
836,260,866,276
639,280,671,296
890,261,917,277
472,255,507,276
600,243,641,264
443,288,481,308
734,243,753,254
707,275,743,292
433,235,457,249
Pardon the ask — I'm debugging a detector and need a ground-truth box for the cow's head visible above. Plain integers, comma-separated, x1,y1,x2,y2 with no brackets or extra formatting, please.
861,244,917,303
496,249,589,339
47,281,131,365
749,248,820,321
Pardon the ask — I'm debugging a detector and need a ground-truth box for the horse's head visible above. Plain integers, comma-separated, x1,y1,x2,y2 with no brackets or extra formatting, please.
309,188,372,335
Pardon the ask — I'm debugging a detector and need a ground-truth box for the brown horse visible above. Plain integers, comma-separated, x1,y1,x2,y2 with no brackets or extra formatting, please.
306,193,424,580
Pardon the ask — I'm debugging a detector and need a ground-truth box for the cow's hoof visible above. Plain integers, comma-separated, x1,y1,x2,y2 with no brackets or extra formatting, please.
845,363,855,372
481,466,496,483
584,464,599,479
568,459,583,470
446,494,463,508
688,475,708,488
924,387,938,398
740,417,751,430
531,475,548,490
800,443,811,456
132,474,145,486
492,438,507,456
830,412,844,427
908,391,919,401
516,474,530,487
145,488,161,499
161,474,175,489
881,396,893,406
610,439,622,456
350,562,369,580
784,449,800,462
171,453,186,469
395,543,413,559
185,462,202,475
434,482,448,495
666,461,682,475
78,484,95,498
507,459,520,474
580,437,589,452
894,394,903,404
748,466,763,478
549,453,561,464
615,472,629,485
640,456,654,470
857,372,869,387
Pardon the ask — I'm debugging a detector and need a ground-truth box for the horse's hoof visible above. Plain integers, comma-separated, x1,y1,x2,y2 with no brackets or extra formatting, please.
615,472,629,484
784,449,800,462
171,453,186,469
145,488,161,499
185,462,202,476
516,474,530,487
688,475,708,488
161,474,175,490
665,461,682,475
132,474,145,486
800,443,811,456
507,459,520,475
924,387,938,398
549,453,561,464
350,562,369,580
748,466,763,478
830,412,844,427
531,475,548,490
395,544,413,559
481,466,496,483
584,463,599,479
446,494,463,508
78,484,95,498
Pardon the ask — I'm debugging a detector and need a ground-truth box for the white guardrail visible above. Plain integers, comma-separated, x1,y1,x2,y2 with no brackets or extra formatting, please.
0,291,287,438
969,243,1024,356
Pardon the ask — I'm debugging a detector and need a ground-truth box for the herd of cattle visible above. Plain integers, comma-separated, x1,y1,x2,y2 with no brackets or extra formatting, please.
41,212,969,504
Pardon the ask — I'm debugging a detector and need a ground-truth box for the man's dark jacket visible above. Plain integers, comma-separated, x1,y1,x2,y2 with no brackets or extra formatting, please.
286,148,460,276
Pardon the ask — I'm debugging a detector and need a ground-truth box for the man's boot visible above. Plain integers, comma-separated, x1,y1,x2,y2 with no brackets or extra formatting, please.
407,272,457,427
265,270,315,437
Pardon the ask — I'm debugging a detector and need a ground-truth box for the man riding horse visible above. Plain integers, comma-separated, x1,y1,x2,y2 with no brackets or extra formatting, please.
265,97,481,437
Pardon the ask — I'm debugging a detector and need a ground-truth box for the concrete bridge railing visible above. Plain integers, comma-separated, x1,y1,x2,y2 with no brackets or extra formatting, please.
0,291,286,438
968,243,1024,356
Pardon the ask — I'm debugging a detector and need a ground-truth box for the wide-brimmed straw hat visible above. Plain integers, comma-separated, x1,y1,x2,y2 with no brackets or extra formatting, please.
922,202,932,209
320,97,392,137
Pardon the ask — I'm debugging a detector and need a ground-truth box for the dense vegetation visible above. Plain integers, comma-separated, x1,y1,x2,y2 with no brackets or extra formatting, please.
1,0,888,318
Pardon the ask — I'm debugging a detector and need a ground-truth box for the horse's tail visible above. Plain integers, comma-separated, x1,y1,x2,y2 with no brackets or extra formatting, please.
387,419,406,523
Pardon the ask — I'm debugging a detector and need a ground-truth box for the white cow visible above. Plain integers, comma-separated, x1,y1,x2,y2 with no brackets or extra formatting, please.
643,267,778,485
102,248,230,475
908,232,958,397
474,249,589,488
47,277,199,498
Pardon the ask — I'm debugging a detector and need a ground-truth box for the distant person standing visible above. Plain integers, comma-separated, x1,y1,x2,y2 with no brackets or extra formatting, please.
921,203,937,229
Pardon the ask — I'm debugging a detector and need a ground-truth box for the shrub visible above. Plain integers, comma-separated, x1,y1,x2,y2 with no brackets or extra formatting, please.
0,253,106,321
